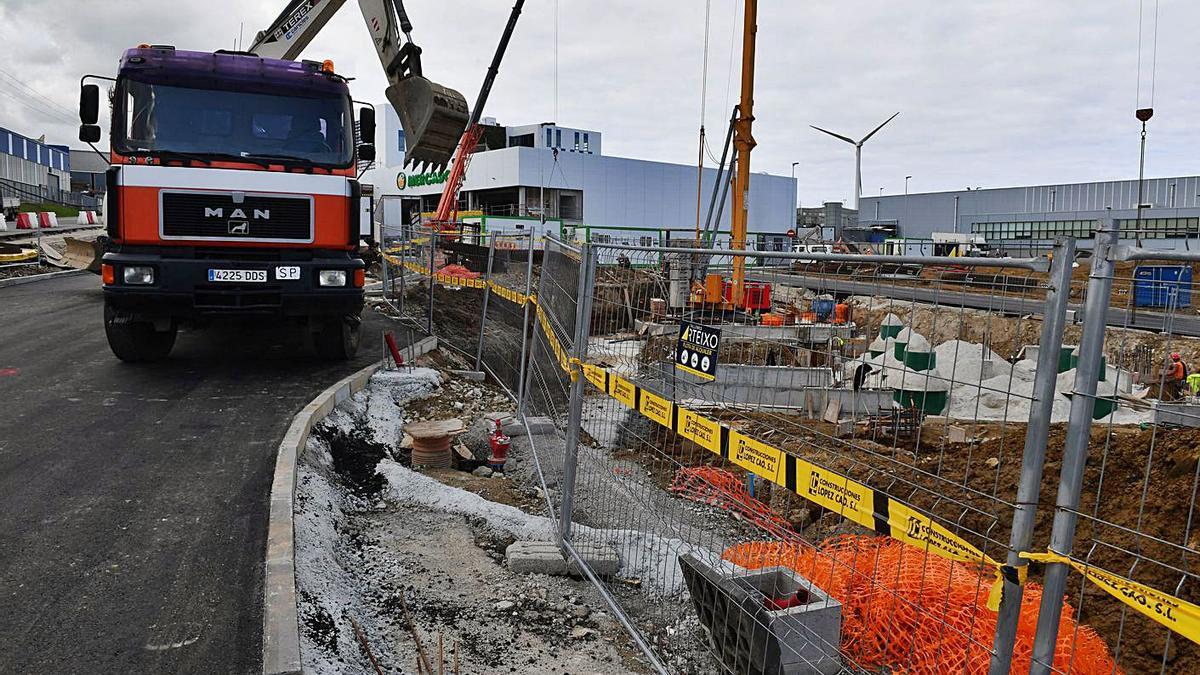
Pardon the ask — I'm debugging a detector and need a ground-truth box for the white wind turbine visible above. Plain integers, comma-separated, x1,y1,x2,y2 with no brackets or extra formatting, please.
810,112,900,212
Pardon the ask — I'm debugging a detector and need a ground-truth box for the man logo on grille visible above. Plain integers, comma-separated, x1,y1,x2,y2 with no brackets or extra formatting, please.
203,207,270,220
229,221,249,235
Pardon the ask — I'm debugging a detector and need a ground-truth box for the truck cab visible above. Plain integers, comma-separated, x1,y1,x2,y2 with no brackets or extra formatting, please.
81,46,375,361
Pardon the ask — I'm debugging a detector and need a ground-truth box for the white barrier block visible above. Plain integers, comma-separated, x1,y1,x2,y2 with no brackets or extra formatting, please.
39,212,58,228
16,212,35,229
77,212,90,226
0,214,7,231
87,210,98,225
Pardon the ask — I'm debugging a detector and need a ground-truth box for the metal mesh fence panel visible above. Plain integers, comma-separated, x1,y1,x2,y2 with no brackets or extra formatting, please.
538,241,1132,674
1026,225,1200,675
477,232,536,398
384,226,1200,673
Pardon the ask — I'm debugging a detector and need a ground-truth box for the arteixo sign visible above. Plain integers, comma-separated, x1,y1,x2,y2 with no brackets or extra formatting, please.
396,169,451,190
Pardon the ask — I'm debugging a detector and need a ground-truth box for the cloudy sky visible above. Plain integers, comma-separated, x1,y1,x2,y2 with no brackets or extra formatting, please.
1,1,1196,205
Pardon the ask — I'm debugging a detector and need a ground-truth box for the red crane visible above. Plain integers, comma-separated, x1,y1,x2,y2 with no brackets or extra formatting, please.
430,1,524,233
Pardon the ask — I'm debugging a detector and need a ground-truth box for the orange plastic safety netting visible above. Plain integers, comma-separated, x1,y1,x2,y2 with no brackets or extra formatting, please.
724,537,1121,674
671,466,1120,673
670,466,796,541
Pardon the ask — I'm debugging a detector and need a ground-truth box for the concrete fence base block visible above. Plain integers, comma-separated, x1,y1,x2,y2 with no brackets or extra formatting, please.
507,540,568,575
448,369,487,381
506,540,620,577
565,542,621,577
505,416,557,437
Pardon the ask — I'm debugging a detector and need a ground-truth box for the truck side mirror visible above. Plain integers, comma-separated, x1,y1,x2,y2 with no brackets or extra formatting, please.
358,144,375,162
358,107,375,144
79,125,102,143
80,84,100,124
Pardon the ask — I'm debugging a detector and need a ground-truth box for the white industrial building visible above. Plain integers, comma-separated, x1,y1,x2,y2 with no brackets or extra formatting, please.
361,105,797,244
860,176,1200,250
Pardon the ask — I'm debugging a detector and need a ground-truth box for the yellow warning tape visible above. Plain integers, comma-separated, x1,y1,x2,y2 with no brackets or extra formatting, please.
386,255,1200,641
578,361,1009,607
1022,551,1200,645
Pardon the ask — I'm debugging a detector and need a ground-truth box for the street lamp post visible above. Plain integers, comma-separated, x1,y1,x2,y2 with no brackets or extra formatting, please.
791,161,800,213
876,187,883,220
904,175,912,230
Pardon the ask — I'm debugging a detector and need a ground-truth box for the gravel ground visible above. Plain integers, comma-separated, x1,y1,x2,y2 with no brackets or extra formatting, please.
295,362,672,674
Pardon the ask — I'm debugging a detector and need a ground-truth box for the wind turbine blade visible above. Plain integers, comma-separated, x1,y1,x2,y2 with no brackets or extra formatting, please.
809,125,857,145
859,111,900,144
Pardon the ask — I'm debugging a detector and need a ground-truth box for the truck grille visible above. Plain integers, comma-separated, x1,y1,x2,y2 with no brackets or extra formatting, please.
160,191,313,242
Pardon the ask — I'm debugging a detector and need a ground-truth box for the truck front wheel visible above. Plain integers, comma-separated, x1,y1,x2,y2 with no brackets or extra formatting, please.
313,315,361,360
104,303,177,362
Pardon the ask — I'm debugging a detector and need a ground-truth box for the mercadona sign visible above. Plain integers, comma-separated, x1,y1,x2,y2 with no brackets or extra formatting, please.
396,169,451,190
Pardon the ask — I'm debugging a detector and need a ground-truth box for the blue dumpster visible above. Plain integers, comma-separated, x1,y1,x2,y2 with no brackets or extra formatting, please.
1133,265,1192,308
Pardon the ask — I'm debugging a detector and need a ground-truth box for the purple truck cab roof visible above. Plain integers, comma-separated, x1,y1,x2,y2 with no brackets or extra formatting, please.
117,47,350,97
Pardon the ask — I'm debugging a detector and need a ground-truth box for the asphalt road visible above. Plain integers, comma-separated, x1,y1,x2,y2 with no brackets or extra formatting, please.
0,274,405,674
749,271,1200,336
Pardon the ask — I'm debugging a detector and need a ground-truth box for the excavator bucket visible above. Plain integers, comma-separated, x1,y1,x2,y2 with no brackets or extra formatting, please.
63,236,105,274
386,76,469,171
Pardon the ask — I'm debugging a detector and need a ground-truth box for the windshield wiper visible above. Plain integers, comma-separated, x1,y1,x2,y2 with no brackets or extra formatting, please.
240,153,317,168
131,149,212,166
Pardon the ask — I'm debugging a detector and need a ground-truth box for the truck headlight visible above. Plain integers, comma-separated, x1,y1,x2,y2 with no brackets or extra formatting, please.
318,270,347,287
123,265,154,285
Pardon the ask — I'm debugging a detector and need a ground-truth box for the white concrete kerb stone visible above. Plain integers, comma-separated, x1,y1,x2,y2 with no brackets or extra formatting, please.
261,335,438,675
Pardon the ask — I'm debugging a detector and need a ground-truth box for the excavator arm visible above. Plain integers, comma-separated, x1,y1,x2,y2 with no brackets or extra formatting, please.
248,0,468,169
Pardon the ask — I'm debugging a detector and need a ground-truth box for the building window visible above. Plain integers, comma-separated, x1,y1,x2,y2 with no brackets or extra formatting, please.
573,131,580,151
583,133,590,153
555,129,562,148
970,219,1108,240
545,128,552,148
1116,217,1200,239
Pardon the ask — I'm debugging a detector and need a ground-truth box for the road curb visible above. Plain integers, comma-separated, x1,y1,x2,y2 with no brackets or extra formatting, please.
262,335,439,675
0,268,88,289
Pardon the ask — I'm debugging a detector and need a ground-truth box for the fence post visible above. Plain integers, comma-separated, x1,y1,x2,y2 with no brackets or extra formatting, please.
427,229,436,334
380,235,390,303
475,234,497,370
558,243,596,545
1029,220,1119,675
516,231,536,416
988,237,1076,674
397,226,406,319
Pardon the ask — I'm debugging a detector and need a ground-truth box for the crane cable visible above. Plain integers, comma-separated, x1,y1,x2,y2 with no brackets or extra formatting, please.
1133,0,1159,246
1134,0,1158,110
553,0,559,123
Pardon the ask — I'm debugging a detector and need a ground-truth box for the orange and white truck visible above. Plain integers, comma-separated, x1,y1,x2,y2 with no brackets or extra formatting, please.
77,0,467,361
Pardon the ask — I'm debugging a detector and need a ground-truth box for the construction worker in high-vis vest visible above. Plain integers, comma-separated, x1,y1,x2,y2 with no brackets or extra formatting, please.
1166,353,1188,400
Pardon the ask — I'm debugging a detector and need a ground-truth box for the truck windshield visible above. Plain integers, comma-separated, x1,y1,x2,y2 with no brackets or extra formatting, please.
114,79,354,168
